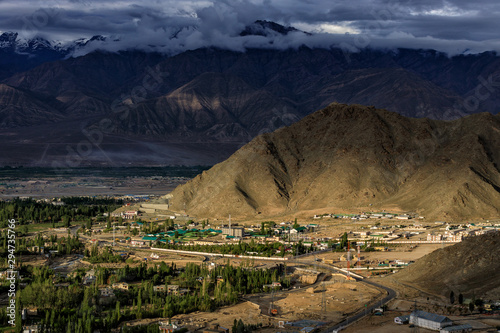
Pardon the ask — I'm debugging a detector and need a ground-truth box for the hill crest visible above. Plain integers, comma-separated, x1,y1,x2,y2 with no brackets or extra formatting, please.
168,103,500,220
394,231,500,298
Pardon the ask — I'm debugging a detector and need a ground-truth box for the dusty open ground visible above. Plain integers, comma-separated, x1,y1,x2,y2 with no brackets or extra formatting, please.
0,176,188,198
340,310,434,333
159,278,384,331
273,281,381,319
340,305,500,333
314,243,446,263
336,275,500,333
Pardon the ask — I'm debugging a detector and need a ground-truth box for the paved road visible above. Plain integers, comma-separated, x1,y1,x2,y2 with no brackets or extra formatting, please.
240,256,397,332
321,279,396,332
78,238,396,331
294,262,396,333
51,254,84,270
143,246,396,331
69,225,81,237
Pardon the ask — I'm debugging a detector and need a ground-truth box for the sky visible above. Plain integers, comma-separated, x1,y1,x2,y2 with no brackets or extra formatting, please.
0,0,499,56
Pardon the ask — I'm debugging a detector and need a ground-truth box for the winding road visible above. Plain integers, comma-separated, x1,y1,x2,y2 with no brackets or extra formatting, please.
236,254,397,332
304,260,397,332
147,246,398,331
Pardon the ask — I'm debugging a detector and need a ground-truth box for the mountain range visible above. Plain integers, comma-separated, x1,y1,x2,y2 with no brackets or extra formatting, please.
168,103,500,221
0,21,500,166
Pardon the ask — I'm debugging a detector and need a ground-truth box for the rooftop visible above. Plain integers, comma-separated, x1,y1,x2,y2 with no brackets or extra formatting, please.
411,310,451,323
440,324,473,332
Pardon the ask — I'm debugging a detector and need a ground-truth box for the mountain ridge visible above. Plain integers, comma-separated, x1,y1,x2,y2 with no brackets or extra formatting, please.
1,41,500,166
168,103,500,220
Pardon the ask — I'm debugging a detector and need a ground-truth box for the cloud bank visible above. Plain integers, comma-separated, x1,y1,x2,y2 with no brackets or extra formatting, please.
0,0,499,56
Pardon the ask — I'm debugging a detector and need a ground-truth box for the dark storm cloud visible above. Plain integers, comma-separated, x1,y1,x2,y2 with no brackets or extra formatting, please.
0,0,498,56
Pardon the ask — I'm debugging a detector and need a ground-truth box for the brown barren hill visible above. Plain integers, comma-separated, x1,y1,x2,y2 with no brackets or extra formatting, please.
393,231,500,298
168,103,500,220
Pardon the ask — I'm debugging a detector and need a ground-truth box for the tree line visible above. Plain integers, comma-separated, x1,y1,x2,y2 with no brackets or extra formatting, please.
0,232,83,268
0,197,122,227
14,260,287,332
159,239,316,257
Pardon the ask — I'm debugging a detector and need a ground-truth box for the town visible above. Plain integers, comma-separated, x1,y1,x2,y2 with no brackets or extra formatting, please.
1,196,499,332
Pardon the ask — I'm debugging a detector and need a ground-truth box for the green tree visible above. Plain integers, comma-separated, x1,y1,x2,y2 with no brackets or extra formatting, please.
339,232,348,249
115,301,121,322
235,319,246,333
163,301,174,320
136,290,142,319
232,319,238,333
62,215,70,228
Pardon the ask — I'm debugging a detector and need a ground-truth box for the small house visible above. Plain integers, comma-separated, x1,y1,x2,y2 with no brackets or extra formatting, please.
111,282,129,291
99,287,115,297
178,288,189,296
394,315,410,324
82,269,96,285
167,285,179,294
130,239,146,246
159,322,183,333
22,325,41,333
154,285,166,293
199,323,229,333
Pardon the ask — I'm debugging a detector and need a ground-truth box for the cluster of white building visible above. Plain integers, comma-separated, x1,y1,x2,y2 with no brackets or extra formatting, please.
110,210,139,220
313,213,420,220
427,226,497,242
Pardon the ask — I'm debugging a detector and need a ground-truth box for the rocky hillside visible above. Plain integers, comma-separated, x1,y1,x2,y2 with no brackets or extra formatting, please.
0,84,63,127
110,72,299,139
168,103,500,220
2,43,500,166
394,231,500,298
